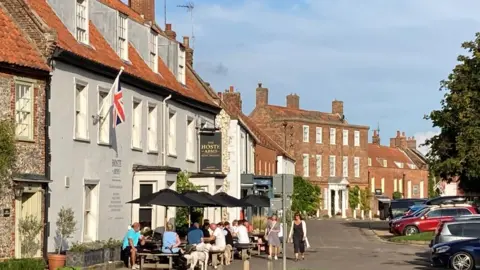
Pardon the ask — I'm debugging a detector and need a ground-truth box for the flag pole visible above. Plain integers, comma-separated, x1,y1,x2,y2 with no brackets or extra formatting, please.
97,66,124,116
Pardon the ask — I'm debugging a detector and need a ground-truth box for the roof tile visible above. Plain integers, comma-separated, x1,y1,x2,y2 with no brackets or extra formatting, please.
264,105,344,124
368,144,414,168
0,7,49,71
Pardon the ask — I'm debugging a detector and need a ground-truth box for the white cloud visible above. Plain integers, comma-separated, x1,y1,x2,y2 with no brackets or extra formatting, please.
414,131,440,155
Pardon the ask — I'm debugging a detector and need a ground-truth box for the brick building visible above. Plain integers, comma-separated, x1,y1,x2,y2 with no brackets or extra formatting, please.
368,130,429,214
250,84,369,217
0,0,54,259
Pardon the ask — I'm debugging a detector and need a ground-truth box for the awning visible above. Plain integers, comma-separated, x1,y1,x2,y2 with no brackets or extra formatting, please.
375,195,391,203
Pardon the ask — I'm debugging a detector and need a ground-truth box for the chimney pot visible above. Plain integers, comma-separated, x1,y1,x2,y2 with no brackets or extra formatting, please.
183,36,190,48
166,23,172,30
229,86,234,92
286,93,300,109
402,132,406,137
258,83,262,87
373,130,377,136
396,130,400,137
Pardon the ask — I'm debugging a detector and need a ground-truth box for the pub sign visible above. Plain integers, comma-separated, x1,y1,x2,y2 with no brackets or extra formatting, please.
200,132,222,172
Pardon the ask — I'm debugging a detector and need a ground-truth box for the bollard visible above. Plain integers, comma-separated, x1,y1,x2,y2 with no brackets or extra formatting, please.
243,259,250,270
241,249,250,270
267,260,273,270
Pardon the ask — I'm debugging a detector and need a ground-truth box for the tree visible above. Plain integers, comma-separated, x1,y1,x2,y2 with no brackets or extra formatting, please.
0,119,16,193
424,33,480,193
291,176,321,215
19,215,44,258
359,187,372,213
175,171,200,228
392,191,402,200
348,186,360,218
428,173,439,198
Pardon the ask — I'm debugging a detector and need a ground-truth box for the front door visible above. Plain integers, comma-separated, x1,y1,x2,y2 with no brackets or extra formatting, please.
330,190,335,216
15,187,43,258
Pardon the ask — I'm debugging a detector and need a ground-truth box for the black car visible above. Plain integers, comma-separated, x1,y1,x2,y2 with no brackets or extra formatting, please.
426,196,468,205
431,238,480,270
388,199,427,219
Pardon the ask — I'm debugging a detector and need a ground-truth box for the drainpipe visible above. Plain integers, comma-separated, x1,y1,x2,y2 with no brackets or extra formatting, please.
162,95,172,166
43,73,52,260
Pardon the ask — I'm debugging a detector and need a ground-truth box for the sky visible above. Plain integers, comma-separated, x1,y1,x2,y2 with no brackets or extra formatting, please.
148,0,480,154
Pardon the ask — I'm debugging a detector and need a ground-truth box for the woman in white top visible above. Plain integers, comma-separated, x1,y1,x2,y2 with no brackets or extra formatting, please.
288,213,307,261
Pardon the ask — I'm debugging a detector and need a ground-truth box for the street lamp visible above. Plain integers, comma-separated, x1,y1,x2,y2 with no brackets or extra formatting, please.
14,183,24,199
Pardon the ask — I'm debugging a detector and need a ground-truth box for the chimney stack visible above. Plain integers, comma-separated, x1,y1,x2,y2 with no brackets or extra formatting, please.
390,130,408,149
165,23,177,40
183,36,194,66
223,86,242,111
332,100,344,117
372,130,380,145
407,136,417,150
286,93,300,109
255,82,268,107
128,0,155,22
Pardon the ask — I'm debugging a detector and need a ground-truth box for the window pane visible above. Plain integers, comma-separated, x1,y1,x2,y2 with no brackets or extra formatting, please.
442,209,457,217
428,210,441,217
139,208,152,229
139,184,153,206
447,224,463,236
463,223,480,237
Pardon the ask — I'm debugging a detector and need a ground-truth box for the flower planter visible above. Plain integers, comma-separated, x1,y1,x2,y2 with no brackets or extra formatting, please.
103,246,121,262
66,249,104,267
48,253,66,270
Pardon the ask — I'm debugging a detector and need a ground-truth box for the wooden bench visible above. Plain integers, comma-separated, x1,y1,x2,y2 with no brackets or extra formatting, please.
235,243,256,261
209,249,225,269
137,252,178,270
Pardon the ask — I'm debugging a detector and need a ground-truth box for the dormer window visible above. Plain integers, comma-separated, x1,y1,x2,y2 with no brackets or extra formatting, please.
75,0,89,44
117,13,128,60
149,30,158,72
177,45,186,84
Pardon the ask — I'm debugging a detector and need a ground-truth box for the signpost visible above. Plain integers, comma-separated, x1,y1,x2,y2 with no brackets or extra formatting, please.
199,132,222,172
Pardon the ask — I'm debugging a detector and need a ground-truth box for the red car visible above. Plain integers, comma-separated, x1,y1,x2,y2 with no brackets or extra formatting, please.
390,205,477,236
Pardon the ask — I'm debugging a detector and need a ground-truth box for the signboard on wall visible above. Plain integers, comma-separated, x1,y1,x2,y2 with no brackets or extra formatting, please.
200,132,222,172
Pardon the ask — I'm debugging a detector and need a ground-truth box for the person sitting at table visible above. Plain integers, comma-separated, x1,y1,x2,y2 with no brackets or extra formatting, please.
187,222,204,245
223,222,234,265
203,223,226,252
201,223,214,244
122,222,145,270
230,220,239,237
236,220,250,244
162,223,182,254
244,220,254,233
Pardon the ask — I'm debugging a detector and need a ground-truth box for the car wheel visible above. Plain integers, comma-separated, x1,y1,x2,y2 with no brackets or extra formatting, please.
451,252,474,270
403,226,419,236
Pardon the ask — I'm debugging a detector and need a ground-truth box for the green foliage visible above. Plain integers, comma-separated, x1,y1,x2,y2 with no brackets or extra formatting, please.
392,191,403,200
428,173,439,198
68,238,121,252
58,267,81,270
0,258,46,270
56,207,77,254
19,215,43,258
348,186,360,209
291,176,321,215
424,32,480,192
390,232,434,242
175,171,201,228
0,119,16,193
359,187,372,211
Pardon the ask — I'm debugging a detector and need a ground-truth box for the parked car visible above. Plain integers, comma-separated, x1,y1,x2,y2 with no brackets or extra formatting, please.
431,238,480,270
426,196,468,205
404,204,429,216
388,199,427,219
389,206,430,233
430,220,480,247
390,204,477,235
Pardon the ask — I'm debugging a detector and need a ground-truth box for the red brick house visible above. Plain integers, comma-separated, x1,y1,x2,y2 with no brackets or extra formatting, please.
249,85,369,217
0,0,54,258
368,130,429,215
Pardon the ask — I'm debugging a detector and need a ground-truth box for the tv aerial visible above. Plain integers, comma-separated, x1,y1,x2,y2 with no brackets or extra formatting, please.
177,1,195,49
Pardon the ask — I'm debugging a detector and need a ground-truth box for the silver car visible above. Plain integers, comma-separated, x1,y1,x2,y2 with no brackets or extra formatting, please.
431,220,480,246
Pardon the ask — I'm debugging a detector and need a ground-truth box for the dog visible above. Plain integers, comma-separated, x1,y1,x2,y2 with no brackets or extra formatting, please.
224,244,233,265
184,243,211,270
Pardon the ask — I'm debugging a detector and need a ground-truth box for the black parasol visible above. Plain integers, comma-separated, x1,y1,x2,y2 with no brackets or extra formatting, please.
127,188,204,207
212,192,252,207
182,190,222,207
240,194,270,208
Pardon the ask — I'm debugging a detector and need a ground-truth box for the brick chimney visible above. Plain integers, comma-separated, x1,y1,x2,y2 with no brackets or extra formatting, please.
286,93,299,109
164,23,176,40
332,100,344,117
407,136,417,149
128,0,155,22
372,130,380,145
390,130,408,149
256,83,268,107
223,86,242,110
183,36,194,66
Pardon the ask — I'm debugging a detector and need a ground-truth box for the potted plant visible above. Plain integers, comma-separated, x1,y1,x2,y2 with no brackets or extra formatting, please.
19,215,44,258
48,207,76,270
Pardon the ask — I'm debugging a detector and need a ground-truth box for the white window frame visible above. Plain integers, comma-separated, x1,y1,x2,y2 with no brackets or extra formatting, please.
381,178,385,193
147,103,158,153
330,128,336,145
73,78,89,141
186,117,196,161
177,45,186,84
329,155,336,177
168,110,177,156
371,178,375,193
75,0,89,44
343,129,348,146
14,79,34,141
315,155,322,177
97,87,110,145
302,125,309,142
383,160,387,167
302,154,309,177
342,156,348,177
368,158,371,166
131,99,142,150
354,130,360,146
354,157,360,178
149,30,158,72
315,127,322,144
117,13,128,60
82,180,99,242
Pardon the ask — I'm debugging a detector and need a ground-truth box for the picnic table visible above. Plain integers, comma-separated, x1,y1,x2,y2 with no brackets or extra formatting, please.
138,252,178,270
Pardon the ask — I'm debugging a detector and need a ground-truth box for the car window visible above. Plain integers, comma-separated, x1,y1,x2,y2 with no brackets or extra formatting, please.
427,210,442,217
447,224,464,236
457,208,472,216
441,209,458,217
462,223,480,237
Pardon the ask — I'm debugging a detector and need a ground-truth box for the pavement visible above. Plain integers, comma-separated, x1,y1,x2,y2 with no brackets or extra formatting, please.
122,219,434,270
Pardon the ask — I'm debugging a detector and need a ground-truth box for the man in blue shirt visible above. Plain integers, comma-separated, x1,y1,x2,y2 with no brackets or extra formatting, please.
122,222,145,269
187,222,204,245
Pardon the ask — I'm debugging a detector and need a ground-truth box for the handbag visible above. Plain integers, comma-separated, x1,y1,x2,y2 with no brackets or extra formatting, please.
305,237,311,249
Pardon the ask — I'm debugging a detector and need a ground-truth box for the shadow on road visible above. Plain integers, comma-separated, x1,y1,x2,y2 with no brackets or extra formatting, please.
342,220,390,230
382,251,438,270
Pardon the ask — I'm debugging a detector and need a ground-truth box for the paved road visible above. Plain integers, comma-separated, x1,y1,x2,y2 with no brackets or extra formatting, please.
125,220,433,270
